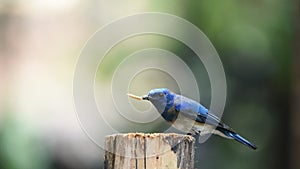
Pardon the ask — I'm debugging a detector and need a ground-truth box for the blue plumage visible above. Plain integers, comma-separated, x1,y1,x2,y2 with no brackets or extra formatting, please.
129,88,257,150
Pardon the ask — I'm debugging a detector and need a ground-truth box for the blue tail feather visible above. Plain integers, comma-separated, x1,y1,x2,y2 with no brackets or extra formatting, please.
217,127,257,150
229,132,257,150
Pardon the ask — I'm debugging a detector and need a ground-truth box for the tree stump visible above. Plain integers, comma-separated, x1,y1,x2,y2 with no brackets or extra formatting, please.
104,133,195,169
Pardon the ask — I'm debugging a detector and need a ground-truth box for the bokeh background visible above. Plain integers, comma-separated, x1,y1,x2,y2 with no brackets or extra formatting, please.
0,1,299,169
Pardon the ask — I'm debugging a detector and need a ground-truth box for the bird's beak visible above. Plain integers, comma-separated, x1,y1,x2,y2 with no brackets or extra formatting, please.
127,93,145,101
142,95,149,100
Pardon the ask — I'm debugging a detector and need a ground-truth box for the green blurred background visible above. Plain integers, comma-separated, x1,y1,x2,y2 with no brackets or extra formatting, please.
0,0,299,169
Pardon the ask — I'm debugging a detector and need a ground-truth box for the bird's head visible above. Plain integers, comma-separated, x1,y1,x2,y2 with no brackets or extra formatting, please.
128,88,174,114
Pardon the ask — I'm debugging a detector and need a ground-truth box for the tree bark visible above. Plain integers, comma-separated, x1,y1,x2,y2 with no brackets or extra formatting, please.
104,133,195,169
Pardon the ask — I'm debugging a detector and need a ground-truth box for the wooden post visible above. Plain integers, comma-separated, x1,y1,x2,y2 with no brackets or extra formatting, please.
104,133,195,169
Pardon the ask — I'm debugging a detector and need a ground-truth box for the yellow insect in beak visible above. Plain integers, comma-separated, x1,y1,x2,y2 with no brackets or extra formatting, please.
127,93,149,100
127,93,143,100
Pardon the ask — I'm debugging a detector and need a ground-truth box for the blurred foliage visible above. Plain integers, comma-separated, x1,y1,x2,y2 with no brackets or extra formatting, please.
180,1,296,169
144,0,297,169
0,114,50,169
0,0,297,169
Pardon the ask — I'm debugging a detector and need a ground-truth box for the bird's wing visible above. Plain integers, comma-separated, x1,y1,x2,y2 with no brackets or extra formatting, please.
174,95,230,129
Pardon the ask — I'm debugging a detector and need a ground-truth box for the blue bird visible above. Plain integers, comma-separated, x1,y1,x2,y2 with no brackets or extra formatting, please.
128,88,257,150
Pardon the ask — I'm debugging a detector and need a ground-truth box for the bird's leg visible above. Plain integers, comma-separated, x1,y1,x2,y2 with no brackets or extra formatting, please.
192,128,201,135
186,128,200,137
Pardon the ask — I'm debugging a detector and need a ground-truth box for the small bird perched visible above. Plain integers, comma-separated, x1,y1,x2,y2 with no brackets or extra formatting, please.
128,88,257,150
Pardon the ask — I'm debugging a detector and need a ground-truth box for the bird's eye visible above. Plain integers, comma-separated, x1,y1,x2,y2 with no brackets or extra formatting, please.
159,93,164,97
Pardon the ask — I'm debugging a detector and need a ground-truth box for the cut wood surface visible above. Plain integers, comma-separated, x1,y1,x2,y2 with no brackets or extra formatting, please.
104,133,195,169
